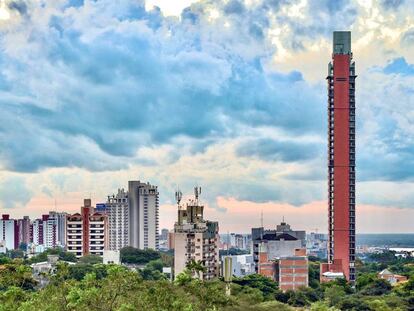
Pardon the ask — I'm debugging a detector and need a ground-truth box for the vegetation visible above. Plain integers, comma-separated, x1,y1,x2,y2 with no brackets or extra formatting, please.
0,249,413,310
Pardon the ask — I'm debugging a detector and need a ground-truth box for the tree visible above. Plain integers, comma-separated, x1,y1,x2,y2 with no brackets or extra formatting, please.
324,285,345,307
120,247,160,264
186,259,206,279
233,274,278,300
338,297,372,311
360,279,392,296
79,254,103,265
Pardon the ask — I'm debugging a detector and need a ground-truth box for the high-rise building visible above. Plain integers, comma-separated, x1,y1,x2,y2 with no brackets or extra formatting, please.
321,31,356,283
128,181,159,250
0,215,18,250
49,211,67,247
17,216,31,247
42,214,58,249
106,189,129,251
66,199,108,258
174,188,220,280
32,218,44,246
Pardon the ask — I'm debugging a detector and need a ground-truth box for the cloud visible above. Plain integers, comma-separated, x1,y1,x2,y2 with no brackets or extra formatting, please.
0,0,413,219
237,138,322,162
0,176,32,208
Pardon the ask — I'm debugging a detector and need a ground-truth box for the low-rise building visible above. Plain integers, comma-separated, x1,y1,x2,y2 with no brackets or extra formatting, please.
378,269,408,286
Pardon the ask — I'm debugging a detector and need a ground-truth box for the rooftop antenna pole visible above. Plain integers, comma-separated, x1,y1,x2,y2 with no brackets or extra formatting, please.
175,189,183,210
260,210,264,228
194,186,201,205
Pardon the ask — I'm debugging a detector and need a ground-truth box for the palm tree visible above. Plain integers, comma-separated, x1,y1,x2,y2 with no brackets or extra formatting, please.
186,259,206,279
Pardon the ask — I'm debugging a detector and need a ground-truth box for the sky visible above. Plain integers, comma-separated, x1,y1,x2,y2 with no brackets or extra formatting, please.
0,0,414,234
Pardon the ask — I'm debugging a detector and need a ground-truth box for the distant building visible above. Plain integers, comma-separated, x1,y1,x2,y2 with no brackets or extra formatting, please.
106,189,129,251
17,216,31,247
258,246,308,291
221,254,255,277
160,228,169,241
174,188,220,280
66,199,108,258
42,214,58,249
0,215,17,250
49,211,67,247
378,269,408,286
32,218,44,246
128,181,159,250
95,203,107,213
252,231,302,272
103,250,121,264
168,231,175,250
252,221,306,249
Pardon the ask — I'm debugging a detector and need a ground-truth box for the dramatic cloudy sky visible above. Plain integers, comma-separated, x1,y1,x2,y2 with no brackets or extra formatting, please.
1,0,414,233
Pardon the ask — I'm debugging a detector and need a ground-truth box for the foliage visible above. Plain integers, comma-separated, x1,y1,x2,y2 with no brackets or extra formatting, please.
120,247,160,265
78,255,103,265
233,274,277,300
139,259,166,281
28,248,77,264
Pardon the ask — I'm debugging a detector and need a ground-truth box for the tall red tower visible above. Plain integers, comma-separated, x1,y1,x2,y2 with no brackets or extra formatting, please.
321,31,356,284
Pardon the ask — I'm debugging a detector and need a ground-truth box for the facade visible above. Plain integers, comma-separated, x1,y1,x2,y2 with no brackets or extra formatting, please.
321,31,356,283
66,199,108,258
278,249,308,291
221,254,255,278
128,181,159,250
257,246,308,291
49,211,67,247
0,215,17,250
32,218,44,246
42,214,58,249
252,221,306,249
106,189,129,251
174,189,220,280
252,232,302,272
17,216,31,247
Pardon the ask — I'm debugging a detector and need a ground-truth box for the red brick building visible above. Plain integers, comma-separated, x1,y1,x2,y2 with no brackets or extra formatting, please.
321,31,356,284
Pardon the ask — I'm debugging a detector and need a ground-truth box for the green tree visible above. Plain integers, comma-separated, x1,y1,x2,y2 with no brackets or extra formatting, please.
79,254,103,265
233,274,278,300
120,247,160,264
324,285,345,307
360,279,392,296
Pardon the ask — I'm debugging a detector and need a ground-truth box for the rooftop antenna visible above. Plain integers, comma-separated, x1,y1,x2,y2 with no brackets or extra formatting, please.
194,186,201,204
260,210,264,228
175,189,183,210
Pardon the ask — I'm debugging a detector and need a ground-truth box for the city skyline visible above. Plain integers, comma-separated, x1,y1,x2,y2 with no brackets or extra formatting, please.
1,1,414,234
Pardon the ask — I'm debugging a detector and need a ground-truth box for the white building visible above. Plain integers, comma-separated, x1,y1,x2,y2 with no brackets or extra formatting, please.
106,189,129,251
32,218,44,246
49,211,67,247
0,215,16,250
221,254,255,277
43,216,58,249
128,181,159,250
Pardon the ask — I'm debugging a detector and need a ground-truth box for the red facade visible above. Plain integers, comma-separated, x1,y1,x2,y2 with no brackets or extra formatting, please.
325,31,356,283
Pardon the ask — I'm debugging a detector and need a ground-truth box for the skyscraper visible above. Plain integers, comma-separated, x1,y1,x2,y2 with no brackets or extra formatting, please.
321,31,356,283
128,181,159,250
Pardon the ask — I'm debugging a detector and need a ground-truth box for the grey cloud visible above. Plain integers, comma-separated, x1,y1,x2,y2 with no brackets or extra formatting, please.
0,177,32,208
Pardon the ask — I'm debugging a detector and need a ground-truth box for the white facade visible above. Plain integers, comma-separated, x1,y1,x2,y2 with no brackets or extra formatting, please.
0,217,16,250
103,250,120,264
49,212,67,247
221,254,255,277
32,219,44,245
43,217,58,249
128,181,159,250
106,189,129,251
